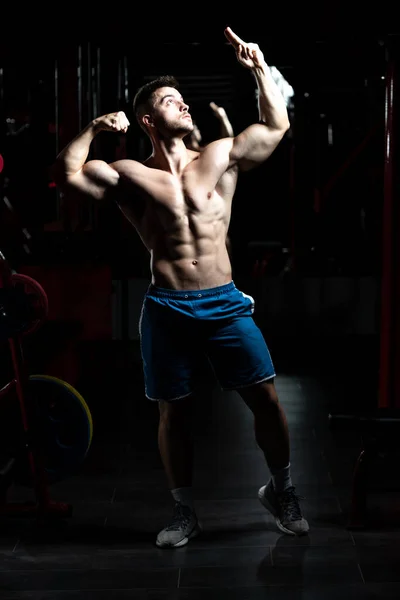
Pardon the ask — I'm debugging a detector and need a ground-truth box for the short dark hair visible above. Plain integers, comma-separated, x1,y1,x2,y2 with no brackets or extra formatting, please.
132,75,179,118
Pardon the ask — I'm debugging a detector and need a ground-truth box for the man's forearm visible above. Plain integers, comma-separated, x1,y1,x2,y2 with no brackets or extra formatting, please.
253,63,290,131
219,115,234,138
53,120,98,181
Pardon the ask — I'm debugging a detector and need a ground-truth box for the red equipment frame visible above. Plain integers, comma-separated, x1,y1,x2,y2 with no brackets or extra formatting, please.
0,251,72,519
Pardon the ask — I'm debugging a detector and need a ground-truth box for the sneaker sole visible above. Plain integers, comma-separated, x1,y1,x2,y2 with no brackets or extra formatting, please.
155,522,202,548
258,488,301,536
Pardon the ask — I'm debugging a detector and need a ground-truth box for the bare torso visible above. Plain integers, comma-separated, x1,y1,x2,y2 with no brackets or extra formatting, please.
109,140,238,290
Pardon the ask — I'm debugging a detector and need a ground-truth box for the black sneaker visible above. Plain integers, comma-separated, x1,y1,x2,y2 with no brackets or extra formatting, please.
259,480,309,536
156,502,201,548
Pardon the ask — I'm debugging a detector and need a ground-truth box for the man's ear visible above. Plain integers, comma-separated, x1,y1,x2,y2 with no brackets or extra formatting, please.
143,114,154,128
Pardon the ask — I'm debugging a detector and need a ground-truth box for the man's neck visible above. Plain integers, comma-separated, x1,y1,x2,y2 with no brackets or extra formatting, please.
148,137,192,175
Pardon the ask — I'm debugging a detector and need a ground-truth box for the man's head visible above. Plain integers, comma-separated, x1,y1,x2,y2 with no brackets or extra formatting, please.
132,75,193,139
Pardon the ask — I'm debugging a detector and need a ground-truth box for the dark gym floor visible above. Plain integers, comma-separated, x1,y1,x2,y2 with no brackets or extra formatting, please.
1,335,400,599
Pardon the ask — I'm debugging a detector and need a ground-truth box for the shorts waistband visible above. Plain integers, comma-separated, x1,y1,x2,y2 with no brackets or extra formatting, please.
147,281,236,300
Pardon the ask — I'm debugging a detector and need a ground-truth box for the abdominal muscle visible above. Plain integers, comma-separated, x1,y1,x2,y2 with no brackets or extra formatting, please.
151,243,232,290
117,156,236,291
146,207,232,291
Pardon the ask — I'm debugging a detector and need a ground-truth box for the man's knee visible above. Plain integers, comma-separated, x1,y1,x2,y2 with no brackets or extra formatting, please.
238,379,280,412
159,396,194,425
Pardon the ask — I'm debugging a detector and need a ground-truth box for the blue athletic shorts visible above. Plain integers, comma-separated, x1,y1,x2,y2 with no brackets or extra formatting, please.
139,281,276,401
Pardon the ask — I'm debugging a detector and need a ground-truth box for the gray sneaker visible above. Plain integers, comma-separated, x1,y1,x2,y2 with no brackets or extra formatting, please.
258,480,309,536
156,502,201,548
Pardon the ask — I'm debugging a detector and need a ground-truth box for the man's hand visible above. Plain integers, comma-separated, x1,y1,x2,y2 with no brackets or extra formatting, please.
93,111,130,133
224,27,265,70
209,102,234,137
209,102,227,121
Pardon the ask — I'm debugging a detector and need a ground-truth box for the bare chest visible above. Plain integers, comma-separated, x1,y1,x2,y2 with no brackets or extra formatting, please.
156,174,226,223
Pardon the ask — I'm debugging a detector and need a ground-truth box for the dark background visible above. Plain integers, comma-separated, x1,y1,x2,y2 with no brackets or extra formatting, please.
0,11,399,399
0,12,396,275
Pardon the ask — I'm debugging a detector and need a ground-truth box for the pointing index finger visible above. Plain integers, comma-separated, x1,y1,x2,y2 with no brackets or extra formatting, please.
224,26,246,47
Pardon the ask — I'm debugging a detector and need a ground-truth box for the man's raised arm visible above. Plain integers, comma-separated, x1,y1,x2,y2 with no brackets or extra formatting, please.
51,111,130,197
224,27,290,170
224,27,289,132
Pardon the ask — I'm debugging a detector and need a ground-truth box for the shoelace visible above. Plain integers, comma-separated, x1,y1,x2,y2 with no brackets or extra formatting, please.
277,486,304,522
166,502,194,531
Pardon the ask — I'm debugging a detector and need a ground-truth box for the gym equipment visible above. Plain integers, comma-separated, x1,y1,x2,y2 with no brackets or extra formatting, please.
12,374,93,487
0,271,48,339
328,52,400,530
328,410,400,529
0,250,93,519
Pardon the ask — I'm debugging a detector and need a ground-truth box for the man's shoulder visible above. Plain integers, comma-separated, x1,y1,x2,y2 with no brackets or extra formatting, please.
199,138,233,166
205,137,234,153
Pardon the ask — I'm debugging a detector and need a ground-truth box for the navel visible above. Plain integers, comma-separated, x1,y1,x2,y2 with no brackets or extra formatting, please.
192,260,198,265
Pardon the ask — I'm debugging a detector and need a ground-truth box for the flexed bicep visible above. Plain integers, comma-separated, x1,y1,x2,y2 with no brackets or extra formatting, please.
61,160,120,201
229,124,287,171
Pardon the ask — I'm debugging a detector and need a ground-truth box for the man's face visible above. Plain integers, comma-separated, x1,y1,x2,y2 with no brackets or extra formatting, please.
149,87,193,137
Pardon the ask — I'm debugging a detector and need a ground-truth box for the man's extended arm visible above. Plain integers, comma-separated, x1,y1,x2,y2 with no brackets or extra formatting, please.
225,27,289,131
224,27,290,169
